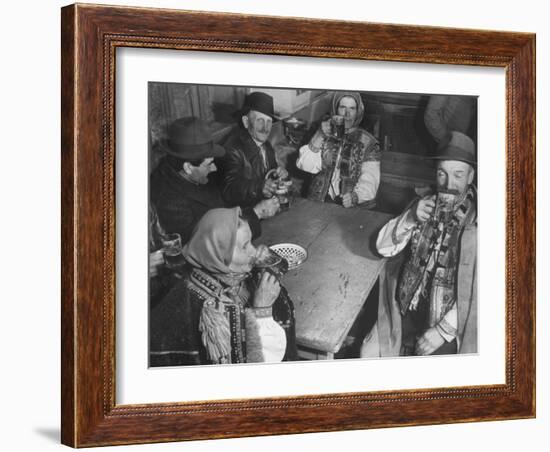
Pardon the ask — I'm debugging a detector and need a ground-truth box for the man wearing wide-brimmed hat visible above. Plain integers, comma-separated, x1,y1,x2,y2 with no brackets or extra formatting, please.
150,116,279,246
217,91,291,207
363,131,478,357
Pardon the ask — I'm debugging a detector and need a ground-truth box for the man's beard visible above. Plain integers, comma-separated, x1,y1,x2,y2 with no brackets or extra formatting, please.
434,187,468,221
436,188,461,205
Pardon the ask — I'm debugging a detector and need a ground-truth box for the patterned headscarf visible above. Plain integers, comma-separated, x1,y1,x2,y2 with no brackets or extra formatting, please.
183,207,241,275
331,91,365,129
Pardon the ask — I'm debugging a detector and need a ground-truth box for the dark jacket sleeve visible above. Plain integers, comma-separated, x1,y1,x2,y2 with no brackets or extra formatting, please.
155,200,196,245
241,207,262,240
218,146,265,207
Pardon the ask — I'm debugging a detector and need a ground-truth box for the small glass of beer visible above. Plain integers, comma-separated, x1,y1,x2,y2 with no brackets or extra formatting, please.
331,115,345,139
161,233,184,269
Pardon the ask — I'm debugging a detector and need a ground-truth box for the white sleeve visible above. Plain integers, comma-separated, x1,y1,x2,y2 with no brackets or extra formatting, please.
353,161,380,203
244,309,287,363
376,208,417,257
435,303,458,342
296,144,323,174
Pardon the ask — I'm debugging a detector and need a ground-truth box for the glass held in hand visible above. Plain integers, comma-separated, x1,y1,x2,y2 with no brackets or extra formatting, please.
434,190,459,223
331,115,345,139
265,169,292,212
161,233,185,269
251,245,289,284
276,178,292,212
283,116,308,146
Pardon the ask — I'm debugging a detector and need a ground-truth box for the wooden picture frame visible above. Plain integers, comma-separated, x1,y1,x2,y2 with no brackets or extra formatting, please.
61,3,535,447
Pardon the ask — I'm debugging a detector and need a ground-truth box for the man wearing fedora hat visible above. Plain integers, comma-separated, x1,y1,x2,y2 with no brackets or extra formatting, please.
151,116,279,246
217,91,291,207
362,131,477,357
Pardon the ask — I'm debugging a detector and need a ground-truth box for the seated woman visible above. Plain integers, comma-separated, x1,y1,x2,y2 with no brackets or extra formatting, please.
150,207,298,366
296,92,381,208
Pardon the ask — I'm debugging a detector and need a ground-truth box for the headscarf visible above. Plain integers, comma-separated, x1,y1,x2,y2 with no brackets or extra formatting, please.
183,207,241,275
331,91,365,129
183,207,251,364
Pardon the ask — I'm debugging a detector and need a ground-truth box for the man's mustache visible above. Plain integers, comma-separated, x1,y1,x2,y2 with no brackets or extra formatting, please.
437,188,461,196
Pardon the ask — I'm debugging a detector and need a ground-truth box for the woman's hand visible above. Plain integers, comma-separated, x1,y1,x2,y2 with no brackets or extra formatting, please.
321,119,332,136
253,271,281,308
342,192,358,208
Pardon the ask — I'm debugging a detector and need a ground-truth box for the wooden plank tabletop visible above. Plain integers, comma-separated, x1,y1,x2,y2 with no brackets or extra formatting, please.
258,198,393,353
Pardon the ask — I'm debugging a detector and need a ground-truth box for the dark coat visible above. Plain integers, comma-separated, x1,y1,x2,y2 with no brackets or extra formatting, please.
217,127,278,207
150,157,260,245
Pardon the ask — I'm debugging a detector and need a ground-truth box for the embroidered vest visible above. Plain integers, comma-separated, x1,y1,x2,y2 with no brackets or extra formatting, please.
396,188,477,328
307,127,380,202
185,268,249,364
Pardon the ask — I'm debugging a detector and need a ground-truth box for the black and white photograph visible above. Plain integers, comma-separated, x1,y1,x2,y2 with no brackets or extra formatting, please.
148,83,478,367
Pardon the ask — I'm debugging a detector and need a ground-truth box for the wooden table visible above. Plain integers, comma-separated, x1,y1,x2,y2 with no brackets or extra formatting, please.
258,198,393,359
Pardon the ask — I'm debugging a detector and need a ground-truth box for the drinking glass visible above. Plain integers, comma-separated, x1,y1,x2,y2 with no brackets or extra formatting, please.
161,233,184,269
331,115,345,139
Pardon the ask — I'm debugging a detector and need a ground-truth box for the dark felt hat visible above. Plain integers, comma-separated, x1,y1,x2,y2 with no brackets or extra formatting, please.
430,131,476,166
240,91,278,121
163,117,225,160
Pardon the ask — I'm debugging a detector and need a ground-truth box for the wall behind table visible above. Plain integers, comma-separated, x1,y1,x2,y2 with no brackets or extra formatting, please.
149,82,247,170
